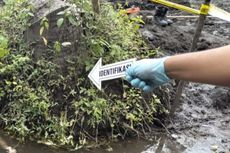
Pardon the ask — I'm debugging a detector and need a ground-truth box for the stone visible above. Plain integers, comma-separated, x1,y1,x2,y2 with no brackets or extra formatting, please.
25,0,83,73
171,134,178,139
141,30,155,41
145,15,154,24
211,145,218,151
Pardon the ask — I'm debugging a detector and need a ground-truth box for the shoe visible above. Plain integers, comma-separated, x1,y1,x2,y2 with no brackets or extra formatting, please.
166,18,173,25
154,6,173,26
154,16,168,27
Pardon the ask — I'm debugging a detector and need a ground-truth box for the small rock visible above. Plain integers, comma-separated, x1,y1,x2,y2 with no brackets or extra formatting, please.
6,147,17,153
210,145,218,151
193,118,198,122
181,93,186,98
171,134,178,139
193,92,199,97
145,15,154,24
213,30,218,35
221,139,228,143
106,146,113,152
142,30,155,41
201,110,206,114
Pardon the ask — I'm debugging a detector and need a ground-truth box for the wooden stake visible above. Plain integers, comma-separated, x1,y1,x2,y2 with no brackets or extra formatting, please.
170,0,211,115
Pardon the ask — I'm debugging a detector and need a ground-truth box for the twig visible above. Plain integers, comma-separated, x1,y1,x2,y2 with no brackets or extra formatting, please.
153,118,170,135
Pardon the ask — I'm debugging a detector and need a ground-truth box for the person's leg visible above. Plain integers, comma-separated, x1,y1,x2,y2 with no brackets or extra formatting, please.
154,6,173,26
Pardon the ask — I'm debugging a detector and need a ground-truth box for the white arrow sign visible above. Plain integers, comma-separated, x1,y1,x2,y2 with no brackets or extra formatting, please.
88,58,136,90
209,4,230,22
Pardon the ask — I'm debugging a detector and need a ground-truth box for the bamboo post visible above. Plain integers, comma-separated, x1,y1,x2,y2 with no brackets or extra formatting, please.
170,0,211,115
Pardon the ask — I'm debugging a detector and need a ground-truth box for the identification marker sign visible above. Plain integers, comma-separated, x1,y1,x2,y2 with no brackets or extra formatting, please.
88,58,136,90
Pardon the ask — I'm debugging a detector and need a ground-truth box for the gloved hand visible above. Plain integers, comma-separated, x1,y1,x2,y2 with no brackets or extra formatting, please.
126,57,170,92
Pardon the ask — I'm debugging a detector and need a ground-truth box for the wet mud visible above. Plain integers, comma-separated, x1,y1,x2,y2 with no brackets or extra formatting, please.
141,2,230,153
170,84,230,153
136,0,230,152
0,0,230,153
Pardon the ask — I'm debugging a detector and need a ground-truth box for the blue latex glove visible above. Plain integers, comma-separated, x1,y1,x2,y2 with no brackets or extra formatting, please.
126,57,170,92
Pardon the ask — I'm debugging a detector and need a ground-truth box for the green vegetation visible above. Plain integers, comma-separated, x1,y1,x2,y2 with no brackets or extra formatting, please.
0,0,168,149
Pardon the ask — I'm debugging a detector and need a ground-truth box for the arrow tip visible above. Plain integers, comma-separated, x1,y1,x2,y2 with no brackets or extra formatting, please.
88,58,102,90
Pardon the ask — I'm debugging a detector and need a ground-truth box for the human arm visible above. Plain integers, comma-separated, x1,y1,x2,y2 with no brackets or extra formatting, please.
126,45,230,91
165,45,230,86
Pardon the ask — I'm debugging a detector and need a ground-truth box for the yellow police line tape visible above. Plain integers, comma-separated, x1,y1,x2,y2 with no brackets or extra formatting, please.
150,0,230,22
150,0,201,15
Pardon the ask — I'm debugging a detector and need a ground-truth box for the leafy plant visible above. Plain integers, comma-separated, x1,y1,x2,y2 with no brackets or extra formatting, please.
0,0,32,45
0,0,168,150
0,35,9,58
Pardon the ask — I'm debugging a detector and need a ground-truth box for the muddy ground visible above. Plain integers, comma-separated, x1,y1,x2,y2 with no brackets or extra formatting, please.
140,0,230,152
